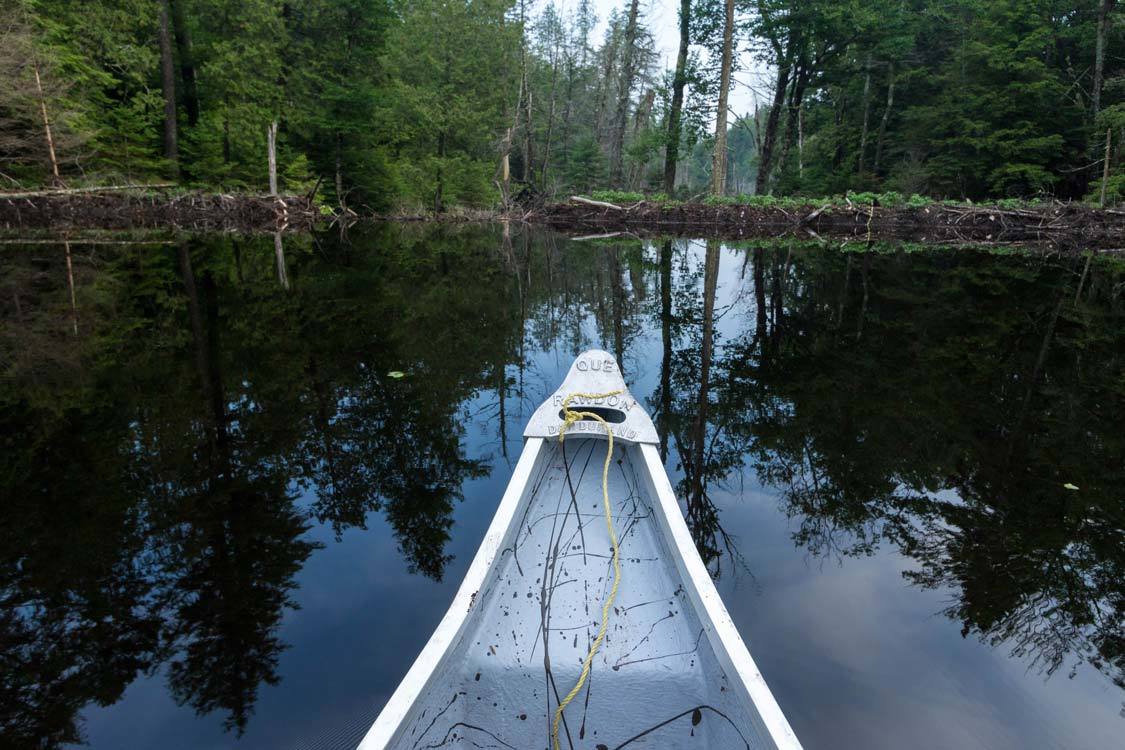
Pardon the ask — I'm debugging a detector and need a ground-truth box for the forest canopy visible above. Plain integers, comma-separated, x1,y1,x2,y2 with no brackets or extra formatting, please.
0,0,1121,208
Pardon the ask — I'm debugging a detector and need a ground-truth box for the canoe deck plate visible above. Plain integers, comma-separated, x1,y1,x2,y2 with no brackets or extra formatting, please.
524,349,658,445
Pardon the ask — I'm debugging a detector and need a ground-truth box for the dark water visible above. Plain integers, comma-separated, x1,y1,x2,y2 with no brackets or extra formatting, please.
1,226,1122,750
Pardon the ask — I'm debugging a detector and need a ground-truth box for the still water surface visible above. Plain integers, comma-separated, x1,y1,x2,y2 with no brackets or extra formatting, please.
1,225,1122,750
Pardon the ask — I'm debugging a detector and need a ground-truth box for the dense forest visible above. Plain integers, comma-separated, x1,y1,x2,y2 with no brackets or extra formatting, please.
1,0,1122,209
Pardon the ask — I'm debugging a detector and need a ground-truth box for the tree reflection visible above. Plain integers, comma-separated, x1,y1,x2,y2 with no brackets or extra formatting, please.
0,225,529,745
2,229,1122,745
717,241,1125,700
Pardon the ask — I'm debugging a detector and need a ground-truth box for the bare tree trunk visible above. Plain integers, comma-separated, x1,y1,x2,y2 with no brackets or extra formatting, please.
755,58,791,195
170,0,199,126
1092,0,1114,117
273,231,289,289
663,0,691,194
609,0,641,187
857,53,872,176
334,131,346,209
267,120,278,196
594,23,620,145
559,56,576,168
710,0,734,196
658,240,673,461
31,61,60,184
222,111,231,163
498,127,512,209
158,0,178,170
1101,128,1112,206
64,240,77,335
541,39,561,190
691,241,720,504
435,129,447,213
629,89,655,188
873,64,895,174
778,60,809,182
797,102,804,176
520,79,533,184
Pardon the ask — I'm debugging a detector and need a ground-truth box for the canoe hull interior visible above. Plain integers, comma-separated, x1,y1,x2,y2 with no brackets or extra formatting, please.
360,435,798,750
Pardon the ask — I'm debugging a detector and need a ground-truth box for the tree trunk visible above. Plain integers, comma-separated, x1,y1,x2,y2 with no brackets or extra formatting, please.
64,240,77,335
778,59,809,182
663,0,691,194
630,89,655,188
170,0,199,126
658,240,673,461
267,121,278,196
1092,0,1114,117
691,241,720,504
594,22,620,145
273,230,289,289
158,0,178,169
857,53,872,176
435,129,446,213
755,58,791,195
334,131,345,209
1100,128,1111,206
873,64,895,174
559,56,576,168
710,0,734,196
609,0,641,187
541,39,561,190
222,112,231,163
31,61,61,184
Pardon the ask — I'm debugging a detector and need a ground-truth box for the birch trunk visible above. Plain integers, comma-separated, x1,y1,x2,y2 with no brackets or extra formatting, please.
267,121,278,196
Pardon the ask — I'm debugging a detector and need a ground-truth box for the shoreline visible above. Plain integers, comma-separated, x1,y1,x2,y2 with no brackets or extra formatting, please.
3,190,1122,251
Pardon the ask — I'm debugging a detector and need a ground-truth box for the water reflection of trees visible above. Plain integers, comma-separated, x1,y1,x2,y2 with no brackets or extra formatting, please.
0,226,532,745
715,242,1125,700
2,229,1121,744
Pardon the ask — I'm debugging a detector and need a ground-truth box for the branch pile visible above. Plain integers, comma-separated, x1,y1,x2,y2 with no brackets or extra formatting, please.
0,188,318,232
534,198,1125,248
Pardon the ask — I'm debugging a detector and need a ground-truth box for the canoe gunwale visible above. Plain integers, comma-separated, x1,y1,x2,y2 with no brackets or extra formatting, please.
357,436,547,750
636,442,803,750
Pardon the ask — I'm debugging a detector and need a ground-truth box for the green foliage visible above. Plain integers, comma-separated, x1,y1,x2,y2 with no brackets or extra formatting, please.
3,0,1120,207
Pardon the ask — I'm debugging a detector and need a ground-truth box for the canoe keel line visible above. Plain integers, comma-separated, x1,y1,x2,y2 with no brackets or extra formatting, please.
358,351,802,750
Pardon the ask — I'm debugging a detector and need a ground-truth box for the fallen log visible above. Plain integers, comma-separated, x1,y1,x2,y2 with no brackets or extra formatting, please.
569,195,625,210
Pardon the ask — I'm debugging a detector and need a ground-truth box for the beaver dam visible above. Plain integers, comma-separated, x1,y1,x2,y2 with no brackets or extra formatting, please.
532,196,1125,250
0,188,319,233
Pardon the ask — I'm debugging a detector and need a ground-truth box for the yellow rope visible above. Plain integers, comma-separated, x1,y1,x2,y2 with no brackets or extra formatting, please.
551,389,623,750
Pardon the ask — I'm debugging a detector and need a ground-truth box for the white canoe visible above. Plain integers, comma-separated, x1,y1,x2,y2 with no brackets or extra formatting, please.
358,350,802,750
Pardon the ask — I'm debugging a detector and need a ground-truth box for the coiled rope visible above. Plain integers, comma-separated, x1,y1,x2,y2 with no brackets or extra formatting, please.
551,389,624,750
